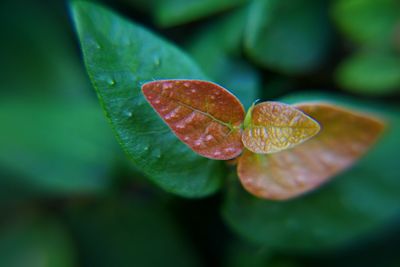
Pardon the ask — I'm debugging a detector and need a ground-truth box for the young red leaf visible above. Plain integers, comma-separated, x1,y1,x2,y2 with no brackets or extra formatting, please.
242,102,320,154
238,103,385,200
142,80,245,160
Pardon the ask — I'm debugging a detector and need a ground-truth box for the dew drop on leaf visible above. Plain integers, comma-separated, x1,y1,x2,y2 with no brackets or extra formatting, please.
124,110,133,118
153,55,161,67
107,78,116,86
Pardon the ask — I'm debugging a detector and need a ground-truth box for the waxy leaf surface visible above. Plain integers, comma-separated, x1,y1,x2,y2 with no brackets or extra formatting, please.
242,102,320,154
142,80,245,160
238,102,385,200
71,1,224,197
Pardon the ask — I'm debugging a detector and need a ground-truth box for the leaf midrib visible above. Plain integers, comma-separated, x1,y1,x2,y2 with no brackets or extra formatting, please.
153,89,236,131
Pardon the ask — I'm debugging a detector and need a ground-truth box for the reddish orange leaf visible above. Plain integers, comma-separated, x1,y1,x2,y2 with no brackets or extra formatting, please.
242,102,320,154
142,80,245,160
238,103,385,200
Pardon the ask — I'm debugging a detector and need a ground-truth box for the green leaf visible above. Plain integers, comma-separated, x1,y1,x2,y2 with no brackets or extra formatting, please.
336,50,400,95
154,0,248,27
0,98,116,194
71,1,223,197
244,0,333,74
0,216,76,267
332,0,400,46
223,94,400,251
187,8,260,109
67,196,201,267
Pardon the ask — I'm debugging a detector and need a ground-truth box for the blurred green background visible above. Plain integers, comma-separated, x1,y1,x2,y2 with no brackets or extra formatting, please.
0,0,399,266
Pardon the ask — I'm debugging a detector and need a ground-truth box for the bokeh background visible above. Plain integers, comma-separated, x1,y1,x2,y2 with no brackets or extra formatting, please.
1,0,400,266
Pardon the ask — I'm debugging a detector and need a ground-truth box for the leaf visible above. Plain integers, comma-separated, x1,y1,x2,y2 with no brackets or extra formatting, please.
187,8,261,109
67,196,201,267
332,0,400,46
223,96,399,251
71,1,223,197
244,0,333,74
0,216,76,267
0,98,115,194
242,102,320,154
239,102,384,200
336,50,400,95
142,80,245,160
153,0,248,27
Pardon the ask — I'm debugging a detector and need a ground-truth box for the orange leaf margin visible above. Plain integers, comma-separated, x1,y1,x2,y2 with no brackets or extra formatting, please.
237,102,385,200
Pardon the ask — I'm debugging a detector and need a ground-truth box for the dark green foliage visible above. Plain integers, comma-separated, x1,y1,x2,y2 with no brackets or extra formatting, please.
67,196,201,267
244,0,333,74
332,0,400,94
336,50,400,94
0,99,115,194
1,0,400,266
0,215,77,267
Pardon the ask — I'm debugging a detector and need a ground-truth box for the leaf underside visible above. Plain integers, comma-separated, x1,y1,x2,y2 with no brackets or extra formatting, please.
242,102,321,154
238,102,385,200
142,80,245,160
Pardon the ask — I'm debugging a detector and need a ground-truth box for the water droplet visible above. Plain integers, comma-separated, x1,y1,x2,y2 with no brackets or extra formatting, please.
144,146,149,151
224,147,233,153
194,140,202,147
213,151,222,157
153,56,161,67
163,82,172,89
205,135,213,141
176,123,185,130
124,110,133,117
165,114,173,121
107,78,116,86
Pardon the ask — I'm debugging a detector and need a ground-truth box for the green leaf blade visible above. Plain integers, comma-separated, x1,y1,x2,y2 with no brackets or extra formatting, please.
336,51,400,95
71,1,223,197
244,0,333,74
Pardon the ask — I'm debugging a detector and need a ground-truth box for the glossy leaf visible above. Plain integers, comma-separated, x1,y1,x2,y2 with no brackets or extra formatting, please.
238,102,385,200
245,0,332,74
71,1,223,197
336,51,400,95
242,102,320,154
332,0,400,46
142,80,245,160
